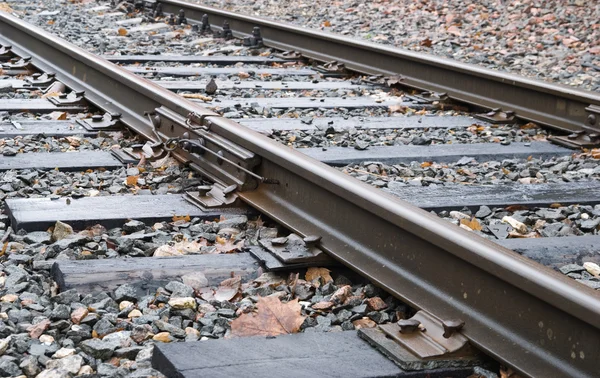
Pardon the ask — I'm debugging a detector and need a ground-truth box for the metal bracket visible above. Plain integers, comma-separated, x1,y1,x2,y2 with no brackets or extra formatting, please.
549,105,600,149
0,45,14,61
2,56,32,70
48,91,86,107
76,113,123,131
274,50,303,60
365,75,404,86
185,183,239,209
258,234,333,264
315,60,348,74
215,20,233,39
359,311,479,370
25,73,56,87
151,106,264,191
474,108,516,124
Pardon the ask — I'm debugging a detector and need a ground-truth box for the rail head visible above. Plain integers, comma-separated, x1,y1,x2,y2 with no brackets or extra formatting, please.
1,9,600,377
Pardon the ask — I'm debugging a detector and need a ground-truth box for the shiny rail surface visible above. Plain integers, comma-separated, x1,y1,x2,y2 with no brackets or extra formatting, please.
1,8,600,377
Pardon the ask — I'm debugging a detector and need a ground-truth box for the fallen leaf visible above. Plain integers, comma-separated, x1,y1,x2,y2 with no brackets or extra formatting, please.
231,296,306,337
421,161,432,168
305,267,333,288
238,72,250,79
389,105,407,113
323,20,331,27
352,317,377,329
181,93,212,102
460,217,482,231
172,215,191,222
420,38,432,47
126,176,139,186
215,236,244,253
214,276,241,301
66,136,81,147
504,205,528,212
550,203,562,209
49,111,67,120
153,239,208,257
118,27,128,36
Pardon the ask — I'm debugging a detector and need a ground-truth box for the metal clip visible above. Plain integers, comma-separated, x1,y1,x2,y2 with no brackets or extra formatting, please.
185,183,239,209
258,233,332,264
76,113,122,130
0,45,13,60
316,60,348,74
406,91,449,105
243,27,263,48
216,20,233,39
474,108,516,124
274,50,303,60
25,73,56,87
549,105,600,149
48,91,86,106
2,56,32,69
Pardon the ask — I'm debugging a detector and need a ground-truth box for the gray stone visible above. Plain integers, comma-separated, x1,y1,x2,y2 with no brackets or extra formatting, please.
165,281,194,298
24,232,52,245
46,354,83,374
79,338,118,359
0,359,21,376
19,355,40,377
123,220,146,233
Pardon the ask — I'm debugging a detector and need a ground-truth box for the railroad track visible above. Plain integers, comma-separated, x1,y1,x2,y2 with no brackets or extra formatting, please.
0,1,599,377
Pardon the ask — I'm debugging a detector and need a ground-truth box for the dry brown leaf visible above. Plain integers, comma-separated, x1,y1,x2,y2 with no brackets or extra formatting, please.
181,93,212,102
65,136,81,147
421,161,432,168
505,205,528,212
118,27,128,36
126,176,139,186
214,276,241,302
389,105,407,113
49,111,67,121
500,366,523,378
238,72,250,79
215,236,244,253
41,91,61,99
549,203,562,208
460,217,482,231
0,3,13,12
352,317,377,329
322,20,331,27
420,38,433,47
305,267,333,288
172,215,191,222
231,296,306,337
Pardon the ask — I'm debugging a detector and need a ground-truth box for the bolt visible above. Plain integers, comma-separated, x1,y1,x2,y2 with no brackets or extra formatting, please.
505,110,515,117
200,14,210,33
198,185,212,196
221,21,233,40
153,4,163,18
587,114,597,126
397,319,421,334
91,115,103,122
59,93,68,99
177,9,186,25
442,319,465,338
303,235,322,247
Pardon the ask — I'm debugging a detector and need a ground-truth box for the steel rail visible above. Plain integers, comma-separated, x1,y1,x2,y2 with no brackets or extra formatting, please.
159,0,600,134
1,10,600,377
